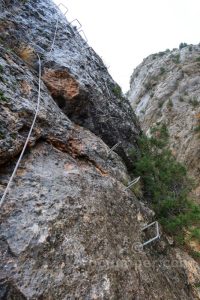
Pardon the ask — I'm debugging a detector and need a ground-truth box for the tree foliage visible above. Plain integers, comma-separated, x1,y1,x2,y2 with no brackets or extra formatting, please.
130,124,200,246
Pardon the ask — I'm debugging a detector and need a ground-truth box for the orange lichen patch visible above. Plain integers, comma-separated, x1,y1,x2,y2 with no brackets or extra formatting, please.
67,138,84,155
15,45,36,64
185,229,200,253
42,68,79,101
94,164,108,176
0,20,15,33
189,240,200,252
195,113,200,119
20,80,32,96
47,136,108,177
77,160,108,176
48,139,69,153
5,54,15,65
16,168,27,177
47,136,83,157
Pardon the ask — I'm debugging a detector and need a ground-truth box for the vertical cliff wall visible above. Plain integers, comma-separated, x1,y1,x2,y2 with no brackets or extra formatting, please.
0,0,141,168
0,2,200,299
128,45,200,203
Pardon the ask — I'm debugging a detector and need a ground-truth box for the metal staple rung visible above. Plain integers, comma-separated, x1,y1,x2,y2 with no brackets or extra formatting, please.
78,30,88,44
58,3,69,15
84,46,92,51
49,3,69,54
141,221,160,248
69,19,82,31
107,142,121,156
124,176,140,191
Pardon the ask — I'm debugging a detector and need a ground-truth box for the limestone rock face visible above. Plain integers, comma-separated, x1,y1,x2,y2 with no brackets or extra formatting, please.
0,1,200,299
0,0,141,168
128,46,200,202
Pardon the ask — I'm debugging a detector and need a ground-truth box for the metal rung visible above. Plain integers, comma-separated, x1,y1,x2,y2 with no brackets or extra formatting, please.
69,19,82,31
49,3,69,54
124,176,140,191
58,3,69,15
141,221,160,247
83,46,93,51
78,30,88,44
107,142,121,156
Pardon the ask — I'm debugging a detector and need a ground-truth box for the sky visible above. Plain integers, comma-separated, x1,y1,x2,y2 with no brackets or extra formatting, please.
53,0,200,92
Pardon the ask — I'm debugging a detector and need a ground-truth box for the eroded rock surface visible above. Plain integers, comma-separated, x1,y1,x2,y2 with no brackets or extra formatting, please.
0,0,141,167
42,68,80,101
0,1,200,299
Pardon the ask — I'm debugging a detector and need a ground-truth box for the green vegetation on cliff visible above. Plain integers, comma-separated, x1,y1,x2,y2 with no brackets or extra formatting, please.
130,124,200,247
